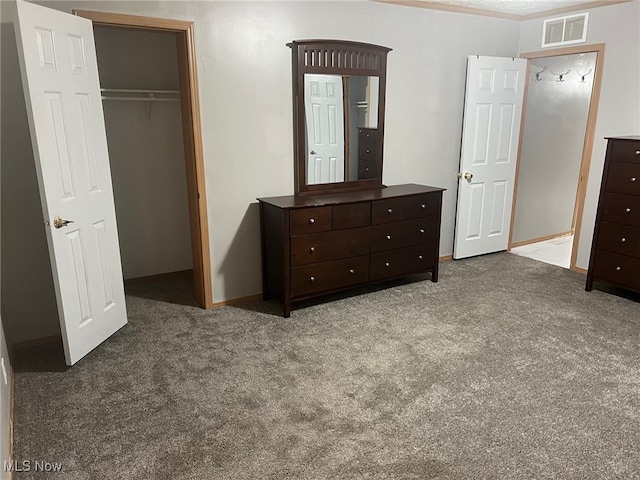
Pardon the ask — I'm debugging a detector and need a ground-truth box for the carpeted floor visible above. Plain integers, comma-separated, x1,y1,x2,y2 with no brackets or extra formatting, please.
11,253,640,479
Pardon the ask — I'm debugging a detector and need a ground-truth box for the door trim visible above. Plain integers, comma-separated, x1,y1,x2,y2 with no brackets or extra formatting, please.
508,43,605,273
73,10,213,308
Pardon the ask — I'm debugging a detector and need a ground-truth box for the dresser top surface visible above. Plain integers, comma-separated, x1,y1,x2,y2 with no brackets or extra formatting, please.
606,136,640,141
258,184,445,209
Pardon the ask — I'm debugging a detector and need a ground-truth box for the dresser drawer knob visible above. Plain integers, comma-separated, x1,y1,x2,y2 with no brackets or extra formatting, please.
419,229,425,234
635,150,640,156
310,276,315,282
632,177,637,182
621,237,626,243
387,208,393,214
385,262,390,267
421,204,426,209
366,148,371,153
309,246,316,253
418,255,423,260
349,269,355,275
386,235,392,240
615,266,621,271
625,208,631,213
309,218,315,224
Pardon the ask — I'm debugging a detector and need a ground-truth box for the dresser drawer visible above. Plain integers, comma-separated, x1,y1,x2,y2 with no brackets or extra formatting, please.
372,193,440,224
291,227,369,266
592,250,640,291
291,255,369,297
601,193,640,227
358,160,377,179
610,140,640,164
371,217,439,252
333,202,371,230
290,206,332,235
358,141,377,162
606,163,640,195
597,222,640,258
370,242,437,281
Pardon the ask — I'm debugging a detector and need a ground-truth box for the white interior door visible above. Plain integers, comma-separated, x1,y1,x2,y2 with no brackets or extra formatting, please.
453,55,527,259
14,0,127,365
304,74,345,184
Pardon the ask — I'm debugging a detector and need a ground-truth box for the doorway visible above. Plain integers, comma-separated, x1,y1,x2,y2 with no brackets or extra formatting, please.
74,10,213,308
509,44,605,272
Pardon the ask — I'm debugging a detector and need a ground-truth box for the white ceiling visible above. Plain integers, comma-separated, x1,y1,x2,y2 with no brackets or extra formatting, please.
381,0,631,19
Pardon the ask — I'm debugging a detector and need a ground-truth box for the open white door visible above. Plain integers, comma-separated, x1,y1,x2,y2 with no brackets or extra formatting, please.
304,74,345,184
14,0,127,365
453,55,527,259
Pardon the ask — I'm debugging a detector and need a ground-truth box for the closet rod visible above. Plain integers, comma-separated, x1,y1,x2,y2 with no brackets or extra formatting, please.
101,88,180,95
101,97,179,102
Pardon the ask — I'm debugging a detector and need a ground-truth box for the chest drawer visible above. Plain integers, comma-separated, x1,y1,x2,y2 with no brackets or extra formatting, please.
332,202,371,230
610,140,640,164
291,255,369,297
291,227,370,266
592,250,640,291
372,193,440,224
601,193,640,227
606,163,640,195
371,217,439,252
597,222,640,258
290,206,332,235
370,242,437,281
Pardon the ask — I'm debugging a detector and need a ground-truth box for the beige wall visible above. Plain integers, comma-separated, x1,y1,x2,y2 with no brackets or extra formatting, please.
518,0,640,268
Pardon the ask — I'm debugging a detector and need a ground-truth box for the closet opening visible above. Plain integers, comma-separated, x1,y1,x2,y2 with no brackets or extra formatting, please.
508,43,605,273
74,10,213,308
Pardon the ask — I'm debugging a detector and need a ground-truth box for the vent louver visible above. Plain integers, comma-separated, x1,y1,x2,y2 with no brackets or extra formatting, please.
542,13,589,47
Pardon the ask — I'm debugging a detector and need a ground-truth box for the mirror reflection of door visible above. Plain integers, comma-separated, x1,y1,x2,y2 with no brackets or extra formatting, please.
304,74,345,184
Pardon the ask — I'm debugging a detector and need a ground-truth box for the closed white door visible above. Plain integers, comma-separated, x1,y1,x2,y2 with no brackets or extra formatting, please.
14,0,127,365
453,56,527,259
304,74,345,184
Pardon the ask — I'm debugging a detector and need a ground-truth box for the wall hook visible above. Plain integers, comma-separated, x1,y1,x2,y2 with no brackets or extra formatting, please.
551,69,571,82
534,66,547,81
577,68,593,83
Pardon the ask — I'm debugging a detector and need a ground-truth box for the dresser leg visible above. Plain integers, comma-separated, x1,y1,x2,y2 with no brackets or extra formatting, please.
585,278,593,291
431,265,439,283
284,302,291,318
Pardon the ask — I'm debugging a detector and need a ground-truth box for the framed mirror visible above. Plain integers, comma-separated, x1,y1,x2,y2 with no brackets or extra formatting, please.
288,40,392,195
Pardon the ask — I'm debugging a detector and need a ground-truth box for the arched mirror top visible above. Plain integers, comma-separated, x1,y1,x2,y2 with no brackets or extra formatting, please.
288,40,392,195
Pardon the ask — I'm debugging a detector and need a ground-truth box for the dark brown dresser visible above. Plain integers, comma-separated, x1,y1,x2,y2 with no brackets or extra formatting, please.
259,184,444,317
586,136,640,293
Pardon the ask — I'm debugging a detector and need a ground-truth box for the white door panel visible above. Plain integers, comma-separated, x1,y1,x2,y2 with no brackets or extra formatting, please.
304,74,345,184
454,56,527,259
15,0,127,365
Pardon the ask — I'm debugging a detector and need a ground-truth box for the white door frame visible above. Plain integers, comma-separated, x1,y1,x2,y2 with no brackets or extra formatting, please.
508,43,606,273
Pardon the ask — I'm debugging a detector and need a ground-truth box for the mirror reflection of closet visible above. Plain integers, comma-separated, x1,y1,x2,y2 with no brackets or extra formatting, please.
288,40,391,195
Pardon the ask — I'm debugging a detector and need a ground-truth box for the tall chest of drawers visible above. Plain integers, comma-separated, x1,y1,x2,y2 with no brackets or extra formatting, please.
258,184,444,317
586,136,640,293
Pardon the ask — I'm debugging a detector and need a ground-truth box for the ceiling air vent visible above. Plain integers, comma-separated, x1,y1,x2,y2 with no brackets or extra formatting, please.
542,12,589,47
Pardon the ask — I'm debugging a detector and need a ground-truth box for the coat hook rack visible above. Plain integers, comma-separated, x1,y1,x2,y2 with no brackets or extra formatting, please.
577,69,593,83
551,69,571,82
534,66,547,81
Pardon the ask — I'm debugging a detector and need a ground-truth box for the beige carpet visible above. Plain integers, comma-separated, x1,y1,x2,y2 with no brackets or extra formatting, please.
12,253,640,479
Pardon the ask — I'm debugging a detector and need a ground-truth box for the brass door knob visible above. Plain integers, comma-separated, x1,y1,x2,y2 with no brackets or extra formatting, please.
53,216,74,229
